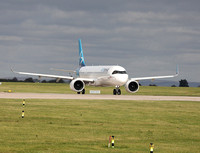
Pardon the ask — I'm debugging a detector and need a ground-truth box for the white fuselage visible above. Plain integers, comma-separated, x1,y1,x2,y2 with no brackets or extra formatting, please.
79,65,129,87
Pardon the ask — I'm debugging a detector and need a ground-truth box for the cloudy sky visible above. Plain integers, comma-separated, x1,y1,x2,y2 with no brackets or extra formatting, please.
0,0,200,82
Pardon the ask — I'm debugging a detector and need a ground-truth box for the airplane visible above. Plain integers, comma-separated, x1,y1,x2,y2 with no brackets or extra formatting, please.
12,39,179,95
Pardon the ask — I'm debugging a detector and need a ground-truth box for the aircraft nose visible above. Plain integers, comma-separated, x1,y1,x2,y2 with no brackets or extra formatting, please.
122,74,128,82
115,74,128,85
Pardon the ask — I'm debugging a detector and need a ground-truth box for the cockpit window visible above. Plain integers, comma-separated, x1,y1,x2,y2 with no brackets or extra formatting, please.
112,71,127,74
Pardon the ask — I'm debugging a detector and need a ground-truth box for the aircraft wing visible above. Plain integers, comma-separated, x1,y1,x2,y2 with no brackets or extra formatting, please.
11,69,74,80
78,78,95,82
11,69,95,82
131,65,179,81
131,74,178,81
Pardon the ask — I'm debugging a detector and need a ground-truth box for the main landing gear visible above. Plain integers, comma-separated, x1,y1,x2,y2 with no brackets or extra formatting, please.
113,86,121,95
77,89,85,94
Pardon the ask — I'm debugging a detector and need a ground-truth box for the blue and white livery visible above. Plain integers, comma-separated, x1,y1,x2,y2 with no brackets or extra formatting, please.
79,39,86,67
12,39,178,95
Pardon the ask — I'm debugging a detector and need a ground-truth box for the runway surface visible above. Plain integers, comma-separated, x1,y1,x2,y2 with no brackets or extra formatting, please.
0,92,200,101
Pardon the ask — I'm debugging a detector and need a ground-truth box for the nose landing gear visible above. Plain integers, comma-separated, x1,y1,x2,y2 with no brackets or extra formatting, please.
113,86,121,95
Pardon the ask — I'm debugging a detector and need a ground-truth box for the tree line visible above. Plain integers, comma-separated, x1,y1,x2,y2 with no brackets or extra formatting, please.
0,77,65,83
0,78,197,87
149,79,190,87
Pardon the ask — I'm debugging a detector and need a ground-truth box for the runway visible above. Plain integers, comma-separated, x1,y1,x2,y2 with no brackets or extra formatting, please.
0,92,200,101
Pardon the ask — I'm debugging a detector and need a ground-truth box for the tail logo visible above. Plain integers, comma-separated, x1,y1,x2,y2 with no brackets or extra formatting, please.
79,39,86,67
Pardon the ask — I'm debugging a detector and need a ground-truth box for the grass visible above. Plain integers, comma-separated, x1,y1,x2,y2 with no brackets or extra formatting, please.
0,83,200,152
0,99,200,153
0,82,200,96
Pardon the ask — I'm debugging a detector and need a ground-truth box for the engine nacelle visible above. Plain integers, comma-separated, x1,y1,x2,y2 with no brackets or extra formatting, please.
70,79,85,92
125,80,139,93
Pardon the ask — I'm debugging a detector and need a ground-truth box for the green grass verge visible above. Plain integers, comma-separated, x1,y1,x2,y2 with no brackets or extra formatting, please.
0,99,199,153
1,82,200,96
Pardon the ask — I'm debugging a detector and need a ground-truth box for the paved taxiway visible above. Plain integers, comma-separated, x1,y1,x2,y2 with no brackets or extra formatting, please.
0,92,200,101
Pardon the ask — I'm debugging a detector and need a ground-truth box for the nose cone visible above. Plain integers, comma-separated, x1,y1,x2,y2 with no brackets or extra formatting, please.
115,74,128,86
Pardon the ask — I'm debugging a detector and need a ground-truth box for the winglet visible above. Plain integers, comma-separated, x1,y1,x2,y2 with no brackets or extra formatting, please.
175,64,179,76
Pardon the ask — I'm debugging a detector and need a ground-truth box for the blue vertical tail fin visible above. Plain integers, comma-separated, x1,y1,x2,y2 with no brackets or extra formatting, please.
78,39,86,67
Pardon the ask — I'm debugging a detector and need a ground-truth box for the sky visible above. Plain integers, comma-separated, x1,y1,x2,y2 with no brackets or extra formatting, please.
0,0,200,82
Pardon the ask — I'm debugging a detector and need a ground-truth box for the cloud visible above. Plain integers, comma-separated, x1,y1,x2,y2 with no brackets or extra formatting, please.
0,0,200,82
0,35,23,42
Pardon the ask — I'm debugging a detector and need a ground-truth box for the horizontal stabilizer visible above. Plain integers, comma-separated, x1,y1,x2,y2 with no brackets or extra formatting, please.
50,68,76,73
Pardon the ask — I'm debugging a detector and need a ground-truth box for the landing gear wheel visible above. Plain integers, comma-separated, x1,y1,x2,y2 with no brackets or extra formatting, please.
113,89,117,95
82,89,85,94
113,89,121,95
118,89,121,95
77,92,80,94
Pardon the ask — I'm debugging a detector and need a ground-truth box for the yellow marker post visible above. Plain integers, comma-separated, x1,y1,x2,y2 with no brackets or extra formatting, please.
22,99,25,107
149,143,154,153
111,136,115,148
8,90,12,93
22,110,25,118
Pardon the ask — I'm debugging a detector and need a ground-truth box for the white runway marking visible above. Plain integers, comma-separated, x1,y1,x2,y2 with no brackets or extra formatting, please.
0,92,200,101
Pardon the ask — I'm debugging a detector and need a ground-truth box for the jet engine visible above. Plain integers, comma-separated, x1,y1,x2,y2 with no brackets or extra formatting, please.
70,79,85,92
125,80,139,93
